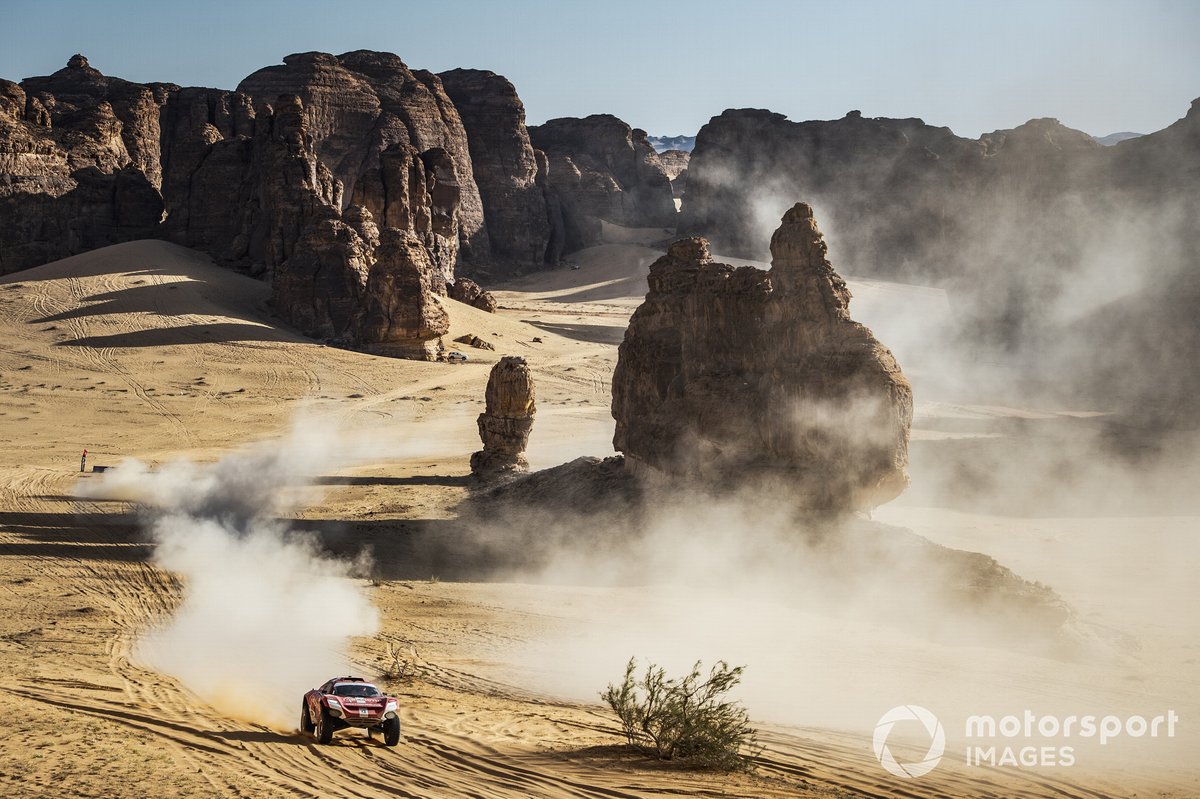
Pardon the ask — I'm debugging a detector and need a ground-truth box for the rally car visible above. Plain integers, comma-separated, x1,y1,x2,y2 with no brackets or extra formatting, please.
301,676,401,746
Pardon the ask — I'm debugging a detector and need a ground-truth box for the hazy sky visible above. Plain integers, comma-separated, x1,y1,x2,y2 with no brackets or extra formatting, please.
3,0,1197,139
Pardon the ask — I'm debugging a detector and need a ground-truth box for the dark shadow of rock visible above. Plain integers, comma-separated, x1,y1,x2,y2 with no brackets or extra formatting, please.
524,320,628,344
55,322,298,348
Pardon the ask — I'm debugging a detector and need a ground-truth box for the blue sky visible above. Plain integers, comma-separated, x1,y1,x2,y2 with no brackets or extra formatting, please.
3,0,1197,138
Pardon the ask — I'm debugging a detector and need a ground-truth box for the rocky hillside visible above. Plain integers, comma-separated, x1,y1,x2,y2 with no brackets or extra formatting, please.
529,115,677,253
0,52,681,355
679,104,1198,330
437,69,554,271
236,51,486,278
0,55,165,272
680,101,1200,426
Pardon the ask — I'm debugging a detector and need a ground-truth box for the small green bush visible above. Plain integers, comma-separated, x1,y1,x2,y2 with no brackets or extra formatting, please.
601,657,757,771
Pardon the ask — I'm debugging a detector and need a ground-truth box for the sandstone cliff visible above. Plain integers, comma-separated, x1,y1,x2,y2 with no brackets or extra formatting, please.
657,149,689,200
439,69,553,272
0,55,163,273
612,204,912,510
237,51,487,277
0,54,466,359
529,115,676,252
679,101,1200,426
171,93,343,274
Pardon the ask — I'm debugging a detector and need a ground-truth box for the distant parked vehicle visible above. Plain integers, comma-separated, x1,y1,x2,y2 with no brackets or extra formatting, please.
301,676,401,746
446,351,468,363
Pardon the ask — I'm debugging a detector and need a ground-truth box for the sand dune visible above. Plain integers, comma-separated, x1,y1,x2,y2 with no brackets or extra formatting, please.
0,240,1196,798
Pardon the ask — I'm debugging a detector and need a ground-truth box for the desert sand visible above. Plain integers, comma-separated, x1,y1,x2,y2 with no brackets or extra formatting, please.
0,235,1197,798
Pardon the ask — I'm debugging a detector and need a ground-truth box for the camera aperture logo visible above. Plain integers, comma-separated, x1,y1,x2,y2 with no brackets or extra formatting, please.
873,705,946,778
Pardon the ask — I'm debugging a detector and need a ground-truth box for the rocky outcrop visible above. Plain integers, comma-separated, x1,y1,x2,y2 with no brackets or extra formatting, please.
657,149,689,182
454,333,496,350
657,149,689,200
612,204,913,511
19,54,165,188
439,69,553,272
448,276,497,312
0,53,677,283
157,86,256,239
528,115,676,253
357,228,451,359
268,206,377,342
680,109,981,266
0,56,164,273
0,165,163,274
0,53,469,359
173,93,343,274
270,206,451,359
676,108,1136,339
471,356,536,477
237,51,487,276
678,101,1200,426
348,142,461,280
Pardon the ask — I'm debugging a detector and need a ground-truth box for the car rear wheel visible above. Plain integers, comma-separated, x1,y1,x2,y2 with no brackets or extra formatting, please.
315,706,334,744
383,716,401,747
300,702,315,734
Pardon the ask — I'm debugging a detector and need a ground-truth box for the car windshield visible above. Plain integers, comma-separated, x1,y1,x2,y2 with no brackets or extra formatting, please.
332,683,380,698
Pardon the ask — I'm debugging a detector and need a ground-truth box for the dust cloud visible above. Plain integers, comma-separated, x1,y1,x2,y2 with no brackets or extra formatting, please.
78,419,381,730
451,178,1200,775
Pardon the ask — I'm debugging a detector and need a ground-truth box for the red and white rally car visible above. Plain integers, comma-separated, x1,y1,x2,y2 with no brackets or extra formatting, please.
301,676,401,746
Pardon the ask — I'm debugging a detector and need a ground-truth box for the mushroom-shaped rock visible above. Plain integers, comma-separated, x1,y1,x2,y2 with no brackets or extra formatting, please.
471,356,536,477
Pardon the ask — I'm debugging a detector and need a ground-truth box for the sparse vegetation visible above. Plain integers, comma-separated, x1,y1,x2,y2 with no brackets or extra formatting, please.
601,658,758,771
383,640,421,683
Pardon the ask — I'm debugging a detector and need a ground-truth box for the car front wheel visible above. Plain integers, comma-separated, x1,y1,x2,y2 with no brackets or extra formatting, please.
315,706,334,744
383,716,400,747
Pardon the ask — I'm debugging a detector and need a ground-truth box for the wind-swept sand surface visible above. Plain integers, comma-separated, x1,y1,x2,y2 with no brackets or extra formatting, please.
0,239,1196,797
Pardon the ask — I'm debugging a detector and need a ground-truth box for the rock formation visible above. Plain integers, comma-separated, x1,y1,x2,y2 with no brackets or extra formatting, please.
448,277,497,312
0,53,680,284
454,333,496,351
677,101,1200,427
357,228,451,359
173,93,344,274
528,115,677,252
612,204,913,511
19,54,164,187
237,51,487,276
656,149,689,201
268,206,377,342
0,56,164,273
471,356,536,477
676,108,1135,338
439,69,554,271
2,54,1198,419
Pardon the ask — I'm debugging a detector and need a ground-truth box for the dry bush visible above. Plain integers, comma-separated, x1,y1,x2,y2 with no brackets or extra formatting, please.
383,640,420,683
601,657,757,771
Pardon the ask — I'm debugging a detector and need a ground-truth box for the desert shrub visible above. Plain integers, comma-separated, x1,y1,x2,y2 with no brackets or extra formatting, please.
601,657,757,771
382,640,421,683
